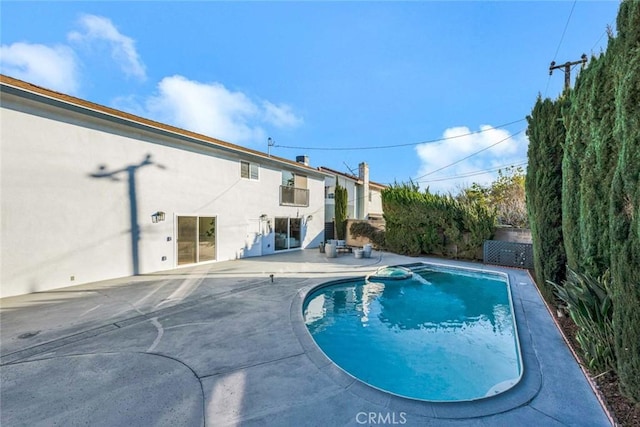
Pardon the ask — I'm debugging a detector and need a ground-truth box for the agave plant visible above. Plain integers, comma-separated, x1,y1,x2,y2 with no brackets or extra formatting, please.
548,268,616,374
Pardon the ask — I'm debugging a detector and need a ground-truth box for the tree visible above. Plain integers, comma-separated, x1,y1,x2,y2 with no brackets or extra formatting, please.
576,50,617,278
491,167,527,228
525,96,567,302
460,166,528,228
608,0,640,401
526,0,639,402
562,76,589,272
334,179,348,240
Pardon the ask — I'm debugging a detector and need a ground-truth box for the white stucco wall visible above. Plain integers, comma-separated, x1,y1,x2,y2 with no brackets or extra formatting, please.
324,175,385,221
324,176,359,221
369,187,384,216
1,91,326,298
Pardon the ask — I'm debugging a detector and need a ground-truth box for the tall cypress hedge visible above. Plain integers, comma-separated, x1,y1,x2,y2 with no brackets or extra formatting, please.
562,44,618,278
525,96,567,301
527,0,639,402
334,179,348,240
608,0,640,401
578,50,617,278
562,74,590,272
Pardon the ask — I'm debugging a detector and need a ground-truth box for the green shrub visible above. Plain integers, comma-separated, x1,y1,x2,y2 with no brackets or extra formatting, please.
549,269,615,374
381,183,495,259
349,221,385,248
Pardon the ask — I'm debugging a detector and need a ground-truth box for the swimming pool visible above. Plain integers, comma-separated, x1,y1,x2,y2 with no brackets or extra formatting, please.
303,263,523,402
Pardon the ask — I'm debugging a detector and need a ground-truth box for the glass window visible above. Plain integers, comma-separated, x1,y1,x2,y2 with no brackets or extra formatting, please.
177,216,197,265
289,218,301,249
274,217,289,251
282,171,307,188
325,186,335,199
198,217,216,262
241,161,259,180
250,163,258,180
282,171,294,187
294,174,307,189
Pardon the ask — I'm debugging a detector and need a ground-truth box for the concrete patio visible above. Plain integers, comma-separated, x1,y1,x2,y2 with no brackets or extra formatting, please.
0,250,611,426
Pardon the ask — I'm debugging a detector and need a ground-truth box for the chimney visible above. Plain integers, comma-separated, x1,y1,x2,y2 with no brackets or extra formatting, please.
358,162,369,183
296,155,309,166
359,162,370,219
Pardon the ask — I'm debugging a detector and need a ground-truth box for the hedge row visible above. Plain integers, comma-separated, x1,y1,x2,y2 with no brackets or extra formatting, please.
526,0,639,402
525,96,567,302
381,183,495,259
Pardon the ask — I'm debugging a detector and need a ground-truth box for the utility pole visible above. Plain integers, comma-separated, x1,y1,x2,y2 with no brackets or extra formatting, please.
549,54,588,92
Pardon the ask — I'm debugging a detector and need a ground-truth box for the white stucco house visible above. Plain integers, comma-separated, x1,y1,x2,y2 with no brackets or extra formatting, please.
0,75,330,298
320,163,386,225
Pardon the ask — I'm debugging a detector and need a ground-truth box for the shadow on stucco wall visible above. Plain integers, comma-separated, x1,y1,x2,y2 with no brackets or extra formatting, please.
89,154,165,275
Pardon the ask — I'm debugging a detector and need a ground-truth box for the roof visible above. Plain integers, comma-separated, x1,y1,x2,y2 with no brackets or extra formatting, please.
0,74,331,178
318,166,387,190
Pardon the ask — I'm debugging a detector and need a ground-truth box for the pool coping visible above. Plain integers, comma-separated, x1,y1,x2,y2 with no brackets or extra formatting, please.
290,261,543,419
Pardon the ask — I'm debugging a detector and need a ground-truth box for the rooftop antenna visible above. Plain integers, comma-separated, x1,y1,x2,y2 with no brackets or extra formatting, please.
343,162,357,177
268,137,275,157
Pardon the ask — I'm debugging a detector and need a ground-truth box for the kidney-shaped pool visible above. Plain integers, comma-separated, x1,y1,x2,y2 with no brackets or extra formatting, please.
303,264,523,402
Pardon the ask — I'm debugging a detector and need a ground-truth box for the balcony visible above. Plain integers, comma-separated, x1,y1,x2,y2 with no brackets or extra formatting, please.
280,185,309,207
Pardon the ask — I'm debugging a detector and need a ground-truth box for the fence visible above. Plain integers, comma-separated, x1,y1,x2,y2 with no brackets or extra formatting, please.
483,240,534,269
324,221,335,241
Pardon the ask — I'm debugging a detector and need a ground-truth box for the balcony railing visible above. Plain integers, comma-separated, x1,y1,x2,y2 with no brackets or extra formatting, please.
280,186,309,207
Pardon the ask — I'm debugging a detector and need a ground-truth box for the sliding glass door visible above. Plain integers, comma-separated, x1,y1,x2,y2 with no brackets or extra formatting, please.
198,217,216,262
274,217,302,251
177,216,216,265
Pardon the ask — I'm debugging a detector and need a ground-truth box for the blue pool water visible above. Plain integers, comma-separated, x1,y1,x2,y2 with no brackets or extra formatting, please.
303,264,522,402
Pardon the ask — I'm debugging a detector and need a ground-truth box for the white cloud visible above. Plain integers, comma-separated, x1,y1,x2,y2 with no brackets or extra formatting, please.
143,75,302,144
0,42,80,94
262,101,303,128
414,125,528,194
68,14,146,80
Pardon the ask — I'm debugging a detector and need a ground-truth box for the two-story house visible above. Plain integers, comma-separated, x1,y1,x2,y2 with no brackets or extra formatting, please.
320,163,386,239
0,75,330,298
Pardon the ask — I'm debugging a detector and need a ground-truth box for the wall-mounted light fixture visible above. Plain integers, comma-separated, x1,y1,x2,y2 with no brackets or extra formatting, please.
306,214,313,222
152,211,166,223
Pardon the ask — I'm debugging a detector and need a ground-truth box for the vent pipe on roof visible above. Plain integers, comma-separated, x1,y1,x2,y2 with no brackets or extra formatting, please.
296,155,309,166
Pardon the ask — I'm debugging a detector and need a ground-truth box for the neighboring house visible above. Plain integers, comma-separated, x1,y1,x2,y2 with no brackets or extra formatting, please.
320,163,386,225
0,75,329,298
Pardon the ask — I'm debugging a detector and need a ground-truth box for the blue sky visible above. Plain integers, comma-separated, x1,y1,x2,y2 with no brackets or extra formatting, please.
1,1,619,193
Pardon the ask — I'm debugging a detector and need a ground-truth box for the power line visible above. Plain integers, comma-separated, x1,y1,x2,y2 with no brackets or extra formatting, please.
545,0,577,97
412,129,525,181
418,160,527,183
552,0,577,61
416,160,527,184
590,20,615,54
273,118,526,151
591,29,608,53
